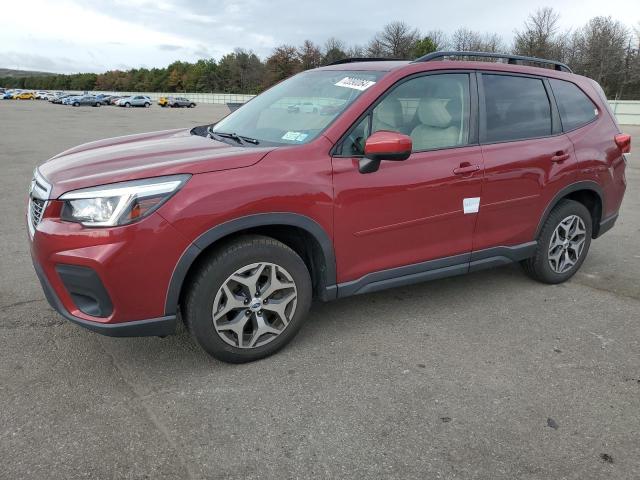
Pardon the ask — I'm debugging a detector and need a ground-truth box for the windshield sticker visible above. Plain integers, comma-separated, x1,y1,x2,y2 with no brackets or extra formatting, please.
282,131,308,142
334,77,376,91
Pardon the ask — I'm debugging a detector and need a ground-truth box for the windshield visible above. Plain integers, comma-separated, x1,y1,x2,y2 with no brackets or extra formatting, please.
213,70,385,146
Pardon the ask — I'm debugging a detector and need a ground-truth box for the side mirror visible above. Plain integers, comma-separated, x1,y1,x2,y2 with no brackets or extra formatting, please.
359,131,412,174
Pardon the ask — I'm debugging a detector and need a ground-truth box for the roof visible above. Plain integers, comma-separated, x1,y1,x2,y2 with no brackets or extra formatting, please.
316,58,575,79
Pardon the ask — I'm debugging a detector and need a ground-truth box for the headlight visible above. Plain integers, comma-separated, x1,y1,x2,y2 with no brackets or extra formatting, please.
60,174,190,227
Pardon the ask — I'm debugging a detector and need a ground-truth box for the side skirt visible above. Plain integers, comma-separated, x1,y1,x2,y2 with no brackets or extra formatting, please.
335,241,537,298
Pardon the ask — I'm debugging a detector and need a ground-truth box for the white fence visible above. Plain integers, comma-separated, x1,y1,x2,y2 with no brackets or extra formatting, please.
50,90,640,124
609,101,640,126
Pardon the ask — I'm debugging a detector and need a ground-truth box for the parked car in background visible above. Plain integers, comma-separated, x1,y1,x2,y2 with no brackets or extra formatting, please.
15,91,36,100
35,91,49,99
116,95,151,107
2,90,17,99
70,95,101,107
62,95,82,105
287,101,321,113
95,94,115,105
158,96,169,107
108,96,125,105
168,97,196,108
51,94,74,104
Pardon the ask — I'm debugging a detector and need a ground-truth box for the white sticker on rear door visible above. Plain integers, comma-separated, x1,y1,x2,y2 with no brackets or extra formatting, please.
463,197,480,214
334,77,376,91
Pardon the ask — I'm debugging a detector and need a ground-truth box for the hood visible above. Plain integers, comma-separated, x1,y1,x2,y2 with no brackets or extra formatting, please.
39,128,276,198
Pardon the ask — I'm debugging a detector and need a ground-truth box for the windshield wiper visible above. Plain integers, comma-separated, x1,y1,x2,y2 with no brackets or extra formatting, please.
207,127,259,145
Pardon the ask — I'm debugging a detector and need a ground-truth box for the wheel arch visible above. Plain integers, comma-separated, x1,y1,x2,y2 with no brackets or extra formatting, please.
535,181,604,239
164,213,337,316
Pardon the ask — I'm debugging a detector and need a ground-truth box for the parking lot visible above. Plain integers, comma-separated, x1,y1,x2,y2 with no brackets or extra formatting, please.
1,100,639,479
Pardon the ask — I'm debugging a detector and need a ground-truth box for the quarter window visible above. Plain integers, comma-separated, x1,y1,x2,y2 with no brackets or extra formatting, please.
549,79,598,131
482,74,552,143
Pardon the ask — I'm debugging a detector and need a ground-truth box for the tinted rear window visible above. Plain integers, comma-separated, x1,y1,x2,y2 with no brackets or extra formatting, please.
482,74,552,143
549,79,598,131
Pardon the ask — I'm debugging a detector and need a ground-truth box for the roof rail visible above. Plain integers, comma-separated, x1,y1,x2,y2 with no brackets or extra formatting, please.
326,57,403,66
413,51,572,73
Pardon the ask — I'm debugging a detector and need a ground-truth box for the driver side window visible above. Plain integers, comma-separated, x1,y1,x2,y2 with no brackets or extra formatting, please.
340,73,471,155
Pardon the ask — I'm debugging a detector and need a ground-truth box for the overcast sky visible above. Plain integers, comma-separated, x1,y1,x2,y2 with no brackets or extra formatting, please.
0,0,638,74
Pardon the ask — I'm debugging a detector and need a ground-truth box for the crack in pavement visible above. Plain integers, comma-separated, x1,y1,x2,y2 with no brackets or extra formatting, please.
571,277,640,303
96,338,197,480
1,298,46,309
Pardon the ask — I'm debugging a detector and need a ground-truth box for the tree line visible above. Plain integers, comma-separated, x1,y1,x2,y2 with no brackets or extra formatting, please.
2,8,639,99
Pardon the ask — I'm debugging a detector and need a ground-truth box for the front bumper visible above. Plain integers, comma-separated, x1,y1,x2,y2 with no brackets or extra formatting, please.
29,198,192,336
32,258,176,337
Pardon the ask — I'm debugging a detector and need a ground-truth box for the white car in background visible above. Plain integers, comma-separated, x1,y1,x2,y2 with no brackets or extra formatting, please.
115,95,152,108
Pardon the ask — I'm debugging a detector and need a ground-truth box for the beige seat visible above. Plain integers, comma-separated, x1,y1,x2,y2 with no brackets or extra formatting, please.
372,98,404,133
410,98,460,150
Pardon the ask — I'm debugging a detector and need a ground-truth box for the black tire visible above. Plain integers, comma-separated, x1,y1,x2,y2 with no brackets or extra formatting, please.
184,235,312,363
125,102,131,108
144,102,150,107
521,199,592,284
73,102,79,107
189,103,195,108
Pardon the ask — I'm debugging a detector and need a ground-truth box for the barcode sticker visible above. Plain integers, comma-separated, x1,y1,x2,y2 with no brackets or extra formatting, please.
334,77,376,91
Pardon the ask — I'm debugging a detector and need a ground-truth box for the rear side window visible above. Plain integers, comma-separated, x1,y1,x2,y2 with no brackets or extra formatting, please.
549,79,598,131
482,74,552,143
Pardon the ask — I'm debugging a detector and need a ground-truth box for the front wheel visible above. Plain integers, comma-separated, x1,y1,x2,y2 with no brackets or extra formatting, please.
184,235,312,363
521,199,592,284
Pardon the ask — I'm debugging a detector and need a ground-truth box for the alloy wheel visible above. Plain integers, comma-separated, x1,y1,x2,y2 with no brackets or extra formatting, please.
548,215,587,274
212,262,298,349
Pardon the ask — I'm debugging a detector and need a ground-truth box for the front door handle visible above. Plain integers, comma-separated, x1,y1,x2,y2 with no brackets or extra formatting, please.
453,163,480,175
551,151,570,163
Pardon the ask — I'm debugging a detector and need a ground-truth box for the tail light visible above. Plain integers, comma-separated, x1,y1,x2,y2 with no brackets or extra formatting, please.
615,134,631,153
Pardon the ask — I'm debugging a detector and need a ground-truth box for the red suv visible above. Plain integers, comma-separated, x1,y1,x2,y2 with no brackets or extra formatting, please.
29,52,630,363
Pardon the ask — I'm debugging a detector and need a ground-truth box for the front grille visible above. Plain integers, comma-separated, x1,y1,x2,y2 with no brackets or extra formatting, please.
30,197,46,228
28,169,51,237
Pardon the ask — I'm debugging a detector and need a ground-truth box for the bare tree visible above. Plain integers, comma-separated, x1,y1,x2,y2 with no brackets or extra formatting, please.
346,44,366,57
370,21,420,58
571,17,630,98
426,30,449,50
366,38,386,57
323,37,347,64
514,7,562,58
451,28,505,52
297,40,322,70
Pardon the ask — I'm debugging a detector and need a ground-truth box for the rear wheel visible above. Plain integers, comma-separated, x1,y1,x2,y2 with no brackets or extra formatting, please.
125,102,131,108
73,102,79,107
144,102,150,107
184,235,312,363
522,199,592,284
189,103,195,108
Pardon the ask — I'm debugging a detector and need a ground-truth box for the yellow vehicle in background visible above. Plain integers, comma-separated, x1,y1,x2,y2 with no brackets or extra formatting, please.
158,96,169,107
15,91,36,100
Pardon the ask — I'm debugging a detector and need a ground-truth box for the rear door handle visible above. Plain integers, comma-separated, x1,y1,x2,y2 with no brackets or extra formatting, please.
453,164,480,175
550,151,570,163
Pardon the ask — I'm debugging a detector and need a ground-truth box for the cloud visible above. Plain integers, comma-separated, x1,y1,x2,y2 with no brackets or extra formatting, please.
158,44,184,51
1,0,639,72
